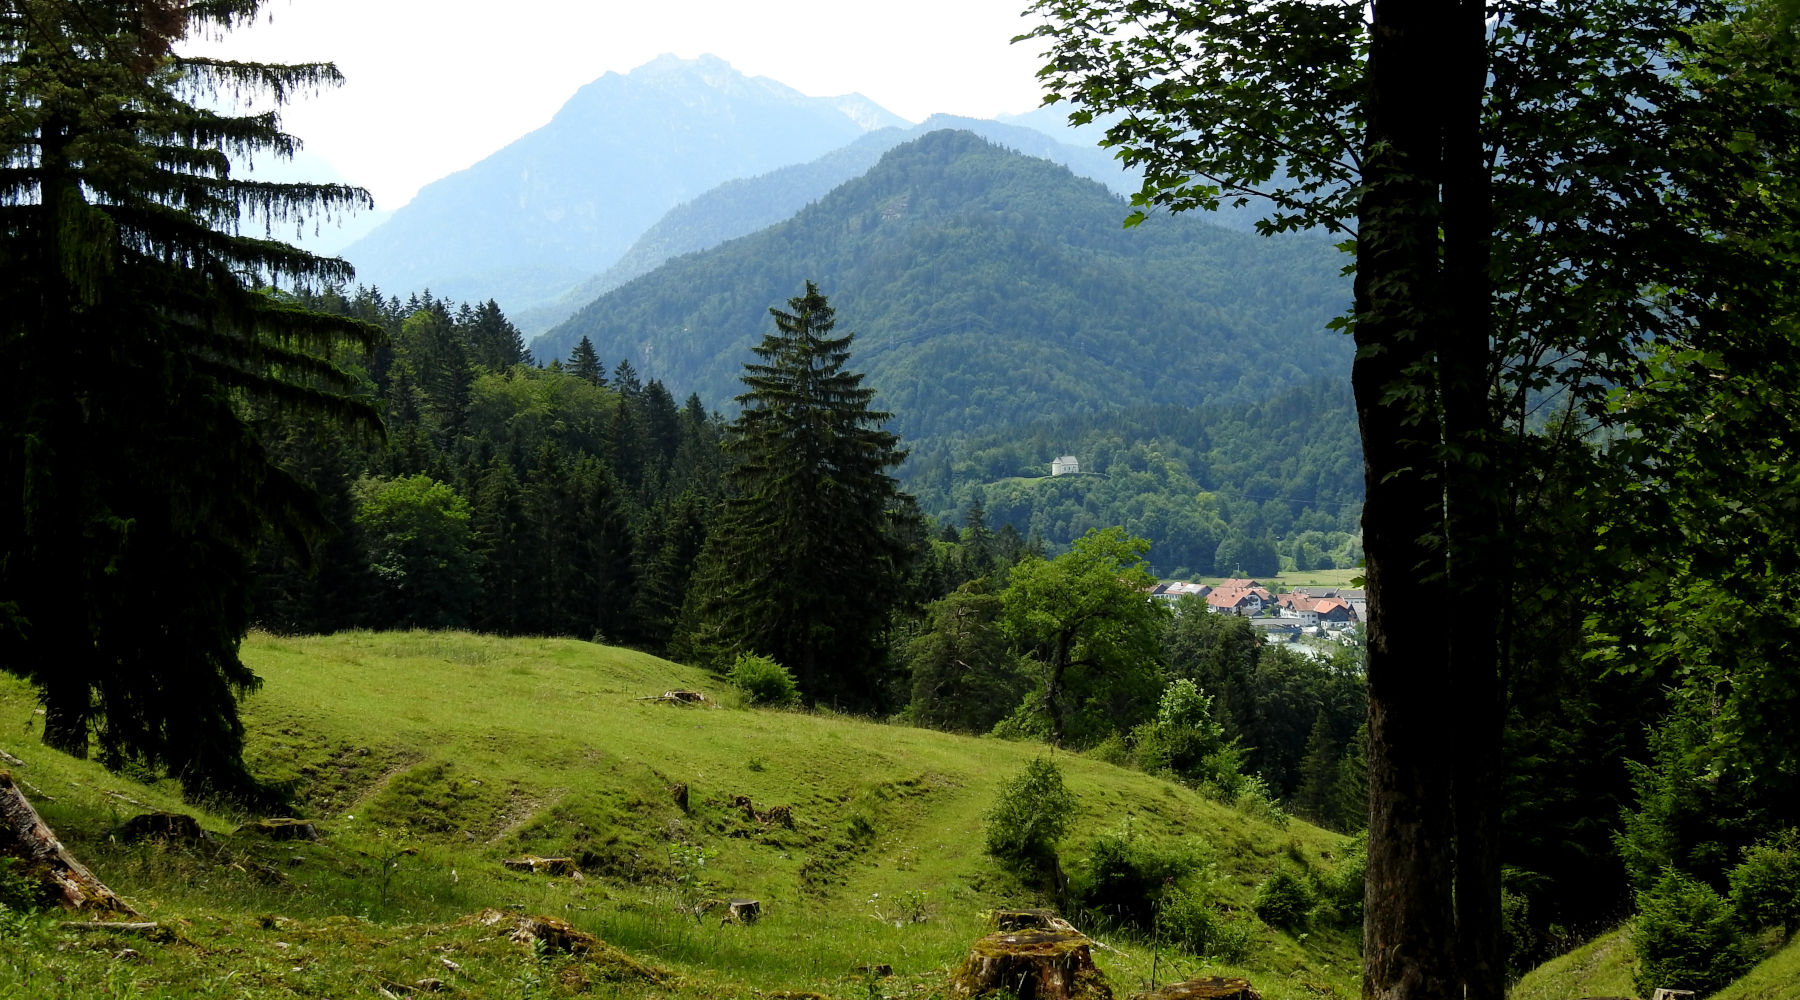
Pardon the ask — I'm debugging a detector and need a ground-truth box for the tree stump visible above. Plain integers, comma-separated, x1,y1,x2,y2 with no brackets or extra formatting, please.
993,908,1074,932
0,771,133,914
234,818,319,841
117,812,209,844
1131,977,1261,1000
503,855,583,877
954,929,1112,1000
725,898,761,924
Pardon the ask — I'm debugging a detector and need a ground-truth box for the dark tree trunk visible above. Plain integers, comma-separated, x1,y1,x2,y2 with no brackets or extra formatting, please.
1441,5,1505,999
1354,2,1500,999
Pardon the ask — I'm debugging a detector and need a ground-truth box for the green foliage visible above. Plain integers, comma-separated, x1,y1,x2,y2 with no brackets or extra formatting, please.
682,283,915,710
1128,680,1246,796
1633,868,1757,999
1068,821,1202,931
1252,865,1314,929
352,475,480,629
1728,831,1800,936
1315,836,1366,928
728,653,800,708
1161,603,1364,803
906,588,1024,733
906,381,1363,577
1001,527,1167,746
984,757,1075,875
0,858,41,915
0,0,380,796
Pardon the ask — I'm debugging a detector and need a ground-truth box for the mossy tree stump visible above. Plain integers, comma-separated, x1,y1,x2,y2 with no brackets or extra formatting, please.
1131,977,1261,1000
954,929,1111,1000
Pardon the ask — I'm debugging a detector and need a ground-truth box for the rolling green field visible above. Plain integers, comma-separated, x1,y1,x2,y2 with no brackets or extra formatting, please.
0,630,1362,1000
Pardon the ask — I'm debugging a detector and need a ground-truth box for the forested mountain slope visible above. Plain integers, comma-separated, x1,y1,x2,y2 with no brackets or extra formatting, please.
513,114,1143,333
905,379,1364,577
537,129,1352,443
340,54,898,311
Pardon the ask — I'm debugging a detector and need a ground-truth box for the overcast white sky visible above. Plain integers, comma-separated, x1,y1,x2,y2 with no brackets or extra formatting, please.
184,0,1059,209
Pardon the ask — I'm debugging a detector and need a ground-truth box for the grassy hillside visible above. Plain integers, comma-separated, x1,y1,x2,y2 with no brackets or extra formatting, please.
1509,924,1800,1000
0,631,1362,1000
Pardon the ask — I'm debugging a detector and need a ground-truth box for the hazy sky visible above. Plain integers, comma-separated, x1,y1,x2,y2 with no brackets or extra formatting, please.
185,0,1059,209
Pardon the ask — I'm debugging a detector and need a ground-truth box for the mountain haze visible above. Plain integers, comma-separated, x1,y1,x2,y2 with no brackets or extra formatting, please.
536,130,1352,443
514,114,1145,332
339,54,903,310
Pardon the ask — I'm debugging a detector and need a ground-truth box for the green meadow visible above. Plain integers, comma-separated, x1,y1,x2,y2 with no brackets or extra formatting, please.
0,631,1362,1000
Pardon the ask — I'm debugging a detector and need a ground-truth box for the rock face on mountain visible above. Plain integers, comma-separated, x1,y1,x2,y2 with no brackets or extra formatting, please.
536,130,1351,443
340,54,902,311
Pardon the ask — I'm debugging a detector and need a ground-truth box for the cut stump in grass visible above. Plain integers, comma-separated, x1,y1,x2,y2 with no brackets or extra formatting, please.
234,818,319,841
953,929,1112,1000
117,812,210,844
502,855,583,878
725,898,761,924
1130,977,1262,1000
466,908,666,981
993,908,1076,932
0,770,134,915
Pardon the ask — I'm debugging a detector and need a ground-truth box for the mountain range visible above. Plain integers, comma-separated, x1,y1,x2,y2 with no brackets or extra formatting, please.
339,54,902,309
534,129,1352,444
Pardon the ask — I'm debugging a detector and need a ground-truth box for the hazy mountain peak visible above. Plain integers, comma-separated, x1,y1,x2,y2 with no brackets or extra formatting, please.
825,93,912,131
339,55,903,314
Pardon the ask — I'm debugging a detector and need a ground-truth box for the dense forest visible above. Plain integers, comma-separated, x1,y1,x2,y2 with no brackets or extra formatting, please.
905,378,1363,577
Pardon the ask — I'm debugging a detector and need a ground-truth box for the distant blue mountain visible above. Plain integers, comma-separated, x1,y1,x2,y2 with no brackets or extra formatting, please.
339,54,903,311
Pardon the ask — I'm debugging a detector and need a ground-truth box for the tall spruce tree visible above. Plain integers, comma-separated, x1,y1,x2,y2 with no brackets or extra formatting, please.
0,2,378,796
682,282,912,709
566,335,603,386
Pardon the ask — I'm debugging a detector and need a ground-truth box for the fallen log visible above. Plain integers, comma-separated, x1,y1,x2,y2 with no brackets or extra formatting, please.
58,920,173,942
0,771,133,914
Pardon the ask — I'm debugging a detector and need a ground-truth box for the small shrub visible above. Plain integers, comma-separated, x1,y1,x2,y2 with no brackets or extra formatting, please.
1068,823,1203,930
1728,829,1800,936
1084,733,1130,767
1253,865,1314,928
1233,774,1291,829
0,858,42,913
728,653,799,707
1160,885,1253,962
1314,834,1366,928
1633,868,1756,998
985,757,1075,875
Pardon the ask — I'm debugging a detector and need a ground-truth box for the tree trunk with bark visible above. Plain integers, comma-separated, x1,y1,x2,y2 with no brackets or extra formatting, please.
0,771,132,914
1355,2,1502,999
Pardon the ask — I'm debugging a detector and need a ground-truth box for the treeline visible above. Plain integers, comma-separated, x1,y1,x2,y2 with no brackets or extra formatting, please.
906,379,1364,577
248,287,725,649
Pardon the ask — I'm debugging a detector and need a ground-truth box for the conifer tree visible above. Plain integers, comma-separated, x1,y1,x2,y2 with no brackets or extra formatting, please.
682,282,913,708
0,1,378,796
566,336,604,386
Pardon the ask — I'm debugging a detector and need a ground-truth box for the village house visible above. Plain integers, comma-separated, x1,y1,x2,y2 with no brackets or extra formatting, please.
1206,579,1273,616
1051,455,1080,476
